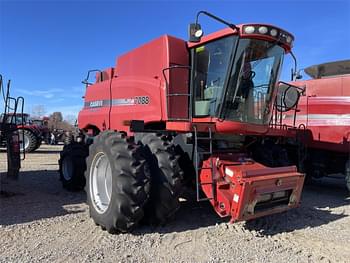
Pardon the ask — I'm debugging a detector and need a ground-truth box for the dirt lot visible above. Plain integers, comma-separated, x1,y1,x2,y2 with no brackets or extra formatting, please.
1,145,350,263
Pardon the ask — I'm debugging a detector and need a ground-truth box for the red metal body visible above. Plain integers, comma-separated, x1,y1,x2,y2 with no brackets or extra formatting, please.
200,155,304,221
291,72,350,153
78,24,292,136
79,35,185,133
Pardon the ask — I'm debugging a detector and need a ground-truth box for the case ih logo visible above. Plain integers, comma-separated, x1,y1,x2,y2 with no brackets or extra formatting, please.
89,100,103,108
85,96,150,108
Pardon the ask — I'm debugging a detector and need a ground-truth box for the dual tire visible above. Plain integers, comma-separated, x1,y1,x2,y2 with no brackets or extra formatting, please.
58,131,187,232
136,133,184,225
59,142,88,191
85,131,151,233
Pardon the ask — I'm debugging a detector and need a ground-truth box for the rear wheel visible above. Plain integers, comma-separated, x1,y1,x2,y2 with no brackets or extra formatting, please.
18,129,38,153
136,133,184,225
59,142,88,191
86,131,150,233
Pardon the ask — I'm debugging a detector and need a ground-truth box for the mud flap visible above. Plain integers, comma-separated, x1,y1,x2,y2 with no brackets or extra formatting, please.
7,130,21,178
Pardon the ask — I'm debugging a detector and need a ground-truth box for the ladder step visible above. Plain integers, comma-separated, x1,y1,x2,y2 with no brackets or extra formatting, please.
198,167,212,170
194,126,215,203
167,93,190,96
200,182,214,185
197,197,214,202
168,118,190,121
198,151,212,155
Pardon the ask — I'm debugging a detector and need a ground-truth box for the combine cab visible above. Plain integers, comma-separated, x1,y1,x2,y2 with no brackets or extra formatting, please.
290,60,350,190
59,11,305,233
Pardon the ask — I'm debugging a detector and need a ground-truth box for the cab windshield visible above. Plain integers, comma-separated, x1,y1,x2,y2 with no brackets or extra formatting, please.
1,114,29,125
193,37,285,125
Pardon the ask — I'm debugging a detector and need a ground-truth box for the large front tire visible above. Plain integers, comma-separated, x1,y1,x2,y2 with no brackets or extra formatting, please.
136,133,184,225
58,142,88,191
86,131,150,233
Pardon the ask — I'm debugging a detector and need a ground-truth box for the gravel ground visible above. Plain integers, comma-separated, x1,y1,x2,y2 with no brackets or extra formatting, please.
1,145,350,263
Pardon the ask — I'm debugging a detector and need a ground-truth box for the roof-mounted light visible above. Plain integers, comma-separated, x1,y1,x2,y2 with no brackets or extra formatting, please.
258,26,268,34
270,28,278,37
244,26,255,34
242,24,294,48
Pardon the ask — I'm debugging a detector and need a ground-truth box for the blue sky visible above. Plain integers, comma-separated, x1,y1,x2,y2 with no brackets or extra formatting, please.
1,0,349,119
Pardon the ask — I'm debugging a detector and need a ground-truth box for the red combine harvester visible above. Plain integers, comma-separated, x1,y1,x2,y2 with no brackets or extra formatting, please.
59,11,305,233
290,60,350,190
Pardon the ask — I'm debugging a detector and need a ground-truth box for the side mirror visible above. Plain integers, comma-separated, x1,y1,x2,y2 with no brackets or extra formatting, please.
276,82,301,112
188,23,203,42
296,73,303,79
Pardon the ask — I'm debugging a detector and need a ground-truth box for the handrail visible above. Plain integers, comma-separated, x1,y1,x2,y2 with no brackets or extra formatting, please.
162,65,192,121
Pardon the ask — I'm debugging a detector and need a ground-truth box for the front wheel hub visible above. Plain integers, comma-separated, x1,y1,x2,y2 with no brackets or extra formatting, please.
19,133,30,151
62,157,73,181
90,152,113,214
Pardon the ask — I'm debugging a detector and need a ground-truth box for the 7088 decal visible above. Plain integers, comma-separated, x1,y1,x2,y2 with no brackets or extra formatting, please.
135,96,150,105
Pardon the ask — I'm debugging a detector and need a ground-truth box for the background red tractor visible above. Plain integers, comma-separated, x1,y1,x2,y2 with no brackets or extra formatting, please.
1,113,50,152
59,11,305,233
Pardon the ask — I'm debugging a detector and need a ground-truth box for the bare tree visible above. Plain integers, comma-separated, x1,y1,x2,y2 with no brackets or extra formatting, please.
51,112,63,122
64,114,77,125
47,111,74,131
32,105,46,118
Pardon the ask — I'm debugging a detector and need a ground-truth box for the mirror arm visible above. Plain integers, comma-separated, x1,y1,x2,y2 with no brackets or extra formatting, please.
195,11,238,31
290,51,298,81
82,69,102,88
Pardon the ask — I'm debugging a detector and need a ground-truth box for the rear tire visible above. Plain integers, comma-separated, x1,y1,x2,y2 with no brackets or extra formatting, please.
59,142,88,191
345,160,350,192
85,131,150,233
136,133,184,225
64,133,73,145
19,129,38,153
33,139,42,151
